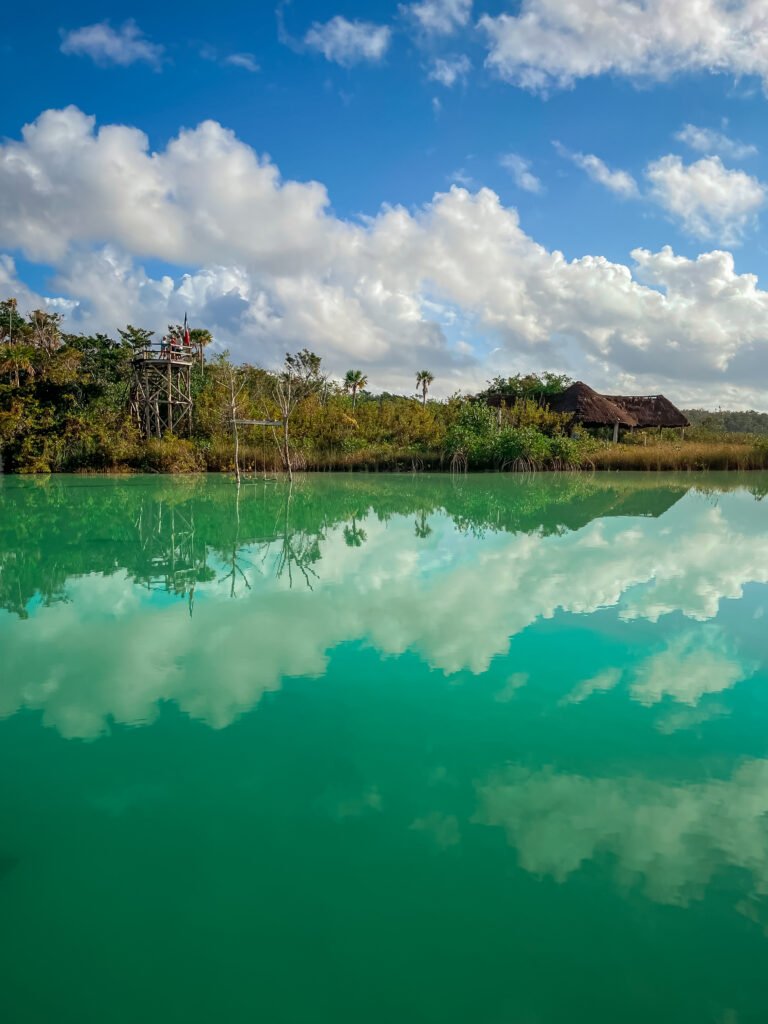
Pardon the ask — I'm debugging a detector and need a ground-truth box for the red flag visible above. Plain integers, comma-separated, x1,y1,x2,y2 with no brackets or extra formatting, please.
183,313,191,347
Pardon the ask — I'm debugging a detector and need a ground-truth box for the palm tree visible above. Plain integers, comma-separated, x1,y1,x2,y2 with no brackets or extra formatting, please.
190,328,213,369
416,370,434,406
414,510,432,539
0,342,36,387
343,369,368,411
343,517,367,548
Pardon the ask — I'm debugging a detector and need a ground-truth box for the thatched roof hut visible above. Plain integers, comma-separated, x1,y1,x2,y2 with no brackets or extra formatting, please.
484,380,689,436
603,394,689,429
549,382,637,427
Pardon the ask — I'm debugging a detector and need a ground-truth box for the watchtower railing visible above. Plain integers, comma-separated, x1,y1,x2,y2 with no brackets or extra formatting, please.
131,343,196,365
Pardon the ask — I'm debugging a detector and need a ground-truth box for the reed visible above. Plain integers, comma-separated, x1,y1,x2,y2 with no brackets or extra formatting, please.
588,441,768,472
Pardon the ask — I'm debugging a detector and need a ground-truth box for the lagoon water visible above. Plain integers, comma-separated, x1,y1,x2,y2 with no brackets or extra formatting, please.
1,472,768,1023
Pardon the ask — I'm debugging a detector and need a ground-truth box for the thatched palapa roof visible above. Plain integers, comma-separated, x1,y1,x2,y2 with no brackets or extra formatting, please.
549,382,637,427
603,394,689,428
484,380,690,430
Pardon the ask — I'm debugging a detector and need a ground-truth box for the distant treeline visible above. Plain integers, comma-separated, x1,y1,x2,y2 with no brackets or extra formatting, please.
683,409,768,437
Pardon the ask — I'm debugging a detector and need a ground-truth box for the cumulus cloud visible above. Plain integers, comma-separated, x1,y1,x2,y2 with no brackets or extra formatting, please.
646,154,766,244
3,107,768,403
555,143,638,197
630,629,751,706
404,0,472,35
676,123,757,160
479,0,768,92
428,54,471,87
60,20,164,69
499,153,543,194
476,758,768,906
562,628,752,716
304,16,391,66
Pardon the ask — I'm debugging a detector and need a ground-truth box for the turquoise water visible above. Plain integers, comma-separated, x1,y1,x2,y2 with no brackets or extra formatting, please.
1,472,768,1023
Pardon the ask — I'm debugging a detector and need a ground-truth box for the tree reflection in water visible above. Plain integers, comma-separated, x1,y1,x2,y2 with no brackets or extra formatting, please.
0,471,710,617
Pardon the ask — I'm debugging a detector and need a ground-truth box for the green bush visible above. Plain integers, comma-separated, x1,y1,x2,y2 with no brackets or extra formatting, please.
140,437,205,473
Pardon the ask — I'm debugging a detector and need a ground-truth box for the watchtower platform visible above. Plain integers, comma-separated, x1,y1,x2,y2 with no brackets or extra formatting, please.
130,344,194,438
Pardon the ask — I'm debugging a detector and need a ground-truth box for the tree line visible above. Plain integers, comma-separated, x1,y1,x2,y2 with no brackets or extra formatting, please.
2,298,765,475
0,299,456,474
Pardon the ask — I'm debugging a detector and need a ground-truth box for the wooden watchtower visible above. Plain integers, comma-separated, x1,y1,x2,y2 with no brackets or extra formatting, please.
130,343,194,438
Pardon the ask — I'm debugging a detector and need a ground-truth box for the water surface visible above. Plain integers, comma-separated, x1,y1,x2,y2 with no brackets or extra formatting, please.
1,472,768,1023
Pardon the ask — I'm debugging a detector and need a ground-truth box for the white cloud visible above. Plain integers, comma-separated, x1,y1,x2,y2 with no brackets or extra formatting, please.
405,0,472,35
676,123,757,160
476,758,768,906
555,143,638,197
60,20,164,69
479,0,768,92
448,167,475,187
304,16,391,66
561,628,751,713
3,107,768,404
223,53,259,73
499,153,543,194
630,629,750,706
428,54,471,87
562,668,622,705
646,154,765,244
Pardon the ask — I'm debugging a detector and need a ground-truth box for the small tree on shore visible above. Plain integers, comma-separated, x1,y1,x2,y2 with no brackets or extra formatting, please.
28,310,63,354
1,299,31,387
270,349,325,480
118,325,155,352
216,356,247,485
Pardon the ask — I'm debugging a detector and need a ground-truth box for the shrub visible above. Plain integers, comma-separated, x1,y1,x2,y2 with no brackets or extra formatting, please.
494,426,551,467
140,436,205,473
549,434,593,467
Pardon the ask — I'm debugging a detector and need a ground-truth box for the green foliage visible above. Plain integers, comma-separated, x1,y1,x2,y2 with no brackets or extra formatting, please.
118,325,155,351
502,396,572,434
343,369,368,409
189,328,212,350
284,348,324,384
141,436,206,473
683,408,768,437
458,381,576,469
0,308,141,472
0,299,27,344
0,297,765,476
443,399,595,470
415,369,434,405
480,371,573,402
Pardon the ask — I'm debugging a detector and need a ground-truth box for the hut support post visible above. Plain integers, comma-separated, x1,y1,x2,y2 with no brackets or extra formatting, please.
612,421,619,444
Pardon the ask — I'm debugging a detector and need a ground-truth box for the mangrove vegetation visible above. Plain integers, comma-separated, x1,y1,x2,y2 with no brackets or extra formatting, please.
1,299,767,474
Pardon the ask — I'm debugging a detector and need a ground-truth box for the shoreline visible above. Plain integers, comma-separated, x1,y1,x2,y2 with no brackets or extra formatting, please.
4,463,768,477
3,438,768,476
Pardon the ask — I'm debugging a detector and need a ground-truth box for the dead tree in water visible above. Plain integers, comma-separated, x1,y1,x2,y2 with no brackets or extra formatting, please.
275,485,320,589
219,485,253,597
219,363,247,485
269,350,325,481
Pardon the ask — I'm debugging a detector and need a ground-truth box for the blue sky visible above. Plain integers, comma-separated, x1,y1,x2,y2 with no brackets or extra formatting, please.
2,1,768,406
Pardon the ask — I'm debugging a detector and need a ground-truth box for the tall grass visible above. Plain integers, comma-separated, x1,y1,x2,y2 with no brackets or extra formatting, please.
588,440,768,471
194,440,768,474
